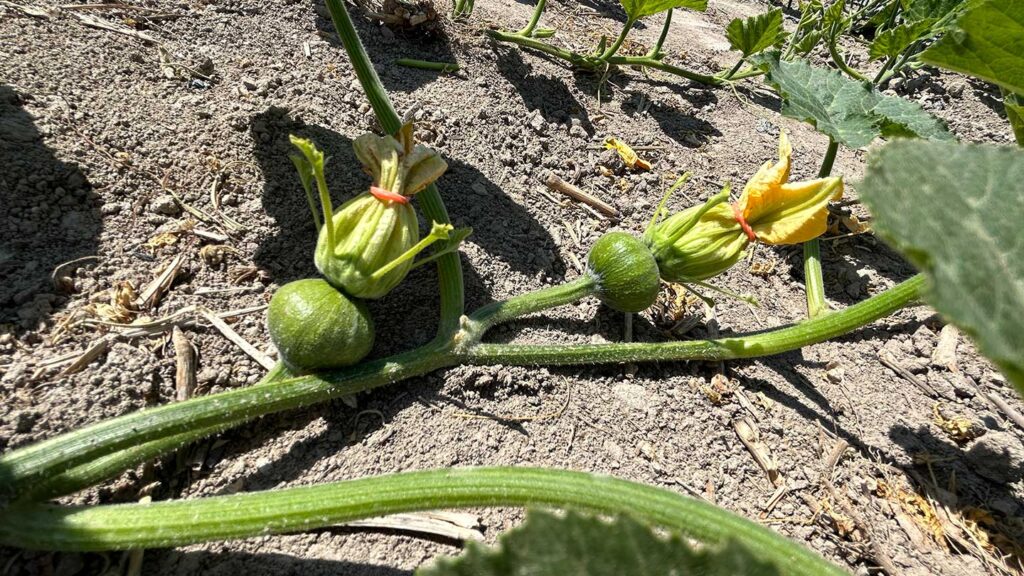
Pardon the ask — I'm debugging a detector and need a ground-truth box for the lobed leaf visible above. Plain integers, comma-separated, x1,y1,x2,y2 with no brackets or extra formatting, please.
859,141,1024,393
903,0,967,22
920,0,1024,95
618,0,706,20
418,509,783,576
869,18,937,60
727,9,787,58
751,53,953,148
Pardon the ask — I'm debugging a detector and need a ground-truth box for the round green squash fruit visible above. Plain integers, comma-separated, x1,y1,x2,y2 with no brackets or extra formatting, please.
586,231,660,313
267,278,375,371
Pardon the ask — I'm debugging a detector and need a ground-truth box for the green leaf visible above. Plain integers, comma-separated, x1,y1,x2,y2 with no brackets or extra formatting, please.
902,0,966,22
794,29,823,55
418,510,783,576
921,0,1024,95
822,0,850,42
1004,90,1024,146
727,9,787,57
859,141,1024,393
751,53,953,148
869,19,937,60
618,0,706,20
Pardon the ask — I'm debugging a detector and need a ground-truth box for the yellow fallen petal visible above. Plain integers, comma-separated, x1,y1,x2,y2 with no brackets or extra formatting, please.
604,137,652,171
749,177,844,245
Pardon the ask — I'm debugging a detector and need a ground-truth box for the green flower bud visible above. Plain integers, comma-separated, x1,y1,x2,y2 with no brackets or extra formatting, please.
290,125,466,300
644,182,749,284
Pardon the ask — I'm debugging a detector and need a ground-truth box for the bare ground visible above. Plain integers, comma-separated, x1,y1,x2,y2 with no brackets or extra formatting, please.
1,0,1022,574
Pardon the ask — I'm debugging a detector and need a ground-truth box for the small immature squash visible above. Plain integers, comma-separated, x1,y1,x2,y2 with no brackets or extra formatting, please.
267,279,374,371
586,232,660,313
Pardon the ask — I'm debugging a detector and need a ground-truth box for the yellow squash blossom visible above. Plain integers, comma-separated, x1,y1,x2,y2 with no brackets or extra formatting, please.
645,133,844,283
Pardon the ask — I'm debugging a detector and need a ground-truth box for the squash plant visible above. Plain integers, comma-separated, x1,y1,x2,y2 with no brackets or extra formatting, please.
1,0,1019,573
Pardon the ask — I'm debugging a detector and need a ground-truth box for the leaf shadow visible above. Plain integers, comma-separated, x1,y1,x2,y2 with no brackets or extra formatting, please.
0,85,101,330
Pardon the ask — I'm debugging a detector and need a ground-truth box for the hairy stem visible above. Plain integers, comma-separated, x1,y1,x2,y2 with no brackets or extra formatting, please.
467,275,923,365
648,8,672,59
723,57,745,80
324,0,464,337
803,139,839,318
464,275,598,339
599,17,636,61
828,41,870,83
0,467,843,576
0,346,456,503
516,0,547,37
395,58,459,72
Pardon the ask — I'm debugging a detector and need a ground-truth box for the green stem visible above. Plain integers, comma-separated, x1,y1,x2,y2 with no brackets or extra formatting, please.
723,57,745,81
324,0,464,337
599,17,636,61
872,55,896,85
0,274,925,502
647,8,672,59
395,58,459,72
288,156,322,231
1002,88,1024,147
310,148,336,248
803,139,839,319
467,275,923,365
370,223,453,282
0,345,456,504
488,29,593,67
608,55,722,86
487,30,723,86
0,467,844,576
516,0,547,37
827,41,870,82
718,66,764,82
464,275,598,339
803,241,828,318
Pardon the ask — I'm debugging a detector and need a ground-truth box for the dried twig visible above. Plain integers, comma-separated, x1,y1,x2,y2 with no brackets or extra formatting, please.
134,254,184,310
172,327,197,401
541,170,619,219
71,12,158,42
734,417,781,486
821,441,898,575
198,308,274,370
878,351,940,398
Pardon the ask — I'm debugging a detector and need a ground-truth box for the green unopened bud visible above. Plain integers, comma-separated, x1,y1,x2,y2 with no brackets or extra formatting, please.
644,183,749,284
291,125,458,300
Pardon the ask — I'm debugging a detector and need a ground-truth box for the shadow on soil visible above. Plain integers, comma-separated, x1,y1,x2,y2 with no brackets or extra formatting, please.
0,85,100,328
151,549,415,576
494,47,595,133
313,0,456,94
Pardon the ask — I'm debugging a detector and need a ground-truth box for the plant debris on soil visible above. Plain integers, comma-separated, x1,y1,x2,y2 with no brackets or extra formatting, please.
1,0,1022,574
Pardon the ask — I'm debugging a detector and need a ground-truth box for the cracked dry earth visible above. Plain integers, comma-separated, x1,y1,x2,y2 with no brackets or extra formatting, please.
1,0,1023,574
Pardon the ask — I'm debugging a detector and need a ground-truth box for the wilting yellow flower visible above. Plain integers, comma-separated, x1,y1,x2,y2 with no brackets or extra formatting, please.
645,133,843,283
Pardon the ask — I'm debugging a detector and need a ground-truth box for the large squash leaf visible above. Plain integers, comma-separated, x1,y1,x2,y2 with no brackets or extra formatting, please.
859,141,1024,393
727,9,787,58
618,0,706,20
920,0,1024,95
751,54,953,148
418,510,783,576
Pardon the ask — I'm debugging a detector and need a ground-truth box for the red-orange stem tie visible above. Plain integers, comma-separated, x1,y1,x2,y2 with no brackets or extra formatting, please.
731,203,757,242
370,186,409,204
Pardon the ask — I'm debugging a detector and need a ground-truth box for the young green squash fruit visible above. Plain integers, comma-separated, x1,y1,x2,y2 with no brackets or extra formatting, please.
267,278,375,371
587,231,660,313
